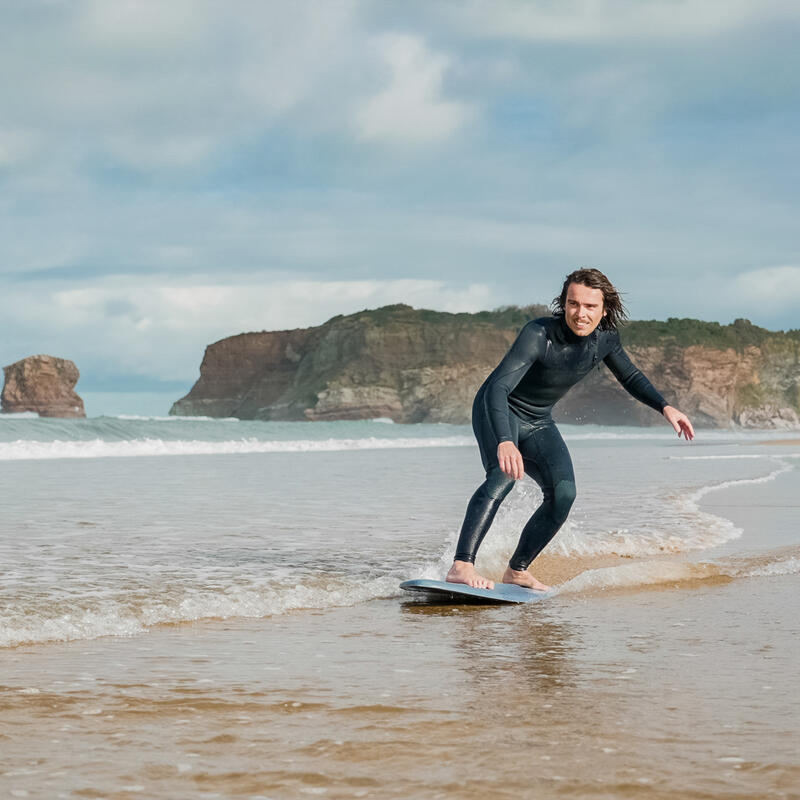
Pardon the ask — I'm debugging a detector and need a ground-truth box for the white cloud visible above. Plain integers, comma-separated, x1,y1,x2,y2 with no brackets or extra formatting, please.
3,278,497,383
355,34,474,145
0,128,40,167
731,265,800,309
81,0,211,47
450,0,794,42
0,0,366,172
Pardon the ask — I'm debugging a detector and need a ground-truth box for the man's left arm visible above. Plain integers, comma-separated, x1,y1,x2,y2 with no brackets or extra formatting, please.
603,335,695,441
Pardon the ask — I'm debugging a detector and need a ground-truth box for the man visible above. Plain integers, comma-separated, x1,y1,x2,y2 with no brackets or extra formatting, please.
446,268,694,591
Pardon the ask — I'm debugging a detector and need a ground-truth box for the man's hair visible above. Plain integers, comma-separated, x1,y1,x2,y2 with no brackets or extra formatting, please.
551,268,628,331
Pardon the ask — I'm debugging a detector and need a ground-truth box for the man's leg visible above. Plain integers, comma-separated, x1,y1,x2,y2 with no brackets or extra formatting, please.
448,467,516,586
502,421,576,590
447,395,517,589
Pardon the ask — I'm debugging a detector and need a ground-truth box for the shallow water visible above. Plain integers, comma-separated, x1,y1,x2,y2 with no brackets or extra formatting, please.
1,419,798,797
3,575,798,799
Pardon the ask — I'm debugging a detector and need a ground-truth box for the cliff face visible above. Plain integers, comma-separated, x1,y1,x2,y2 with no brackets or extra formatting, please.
171,306,800,429
554,343,799,428
2,355,86,418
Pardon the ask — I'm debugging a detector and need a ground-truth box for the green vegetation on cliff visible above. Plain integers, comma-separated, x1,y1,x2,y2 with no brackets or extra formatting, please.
620,317,800,351
330,303,550,330
342,305,799,352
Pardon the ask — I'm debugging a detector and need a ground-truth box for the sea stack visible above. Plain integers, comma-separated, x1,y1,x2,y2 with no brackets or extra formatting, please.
1,355,86,418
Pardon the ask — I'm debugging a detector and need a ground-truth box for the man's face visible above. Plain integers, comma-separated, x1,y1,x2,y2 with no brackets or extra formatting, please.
564,282,606,336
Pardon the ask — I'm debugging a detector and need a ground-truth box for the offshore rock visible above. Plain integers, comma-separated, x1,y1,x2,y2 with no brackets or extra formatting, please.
2,355,86,418
171,307,800,429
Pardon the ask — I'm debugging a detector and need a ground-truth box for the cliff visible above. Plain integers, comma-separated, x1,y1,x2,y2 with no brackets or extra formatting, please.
171,306,800,429
2,355,86,418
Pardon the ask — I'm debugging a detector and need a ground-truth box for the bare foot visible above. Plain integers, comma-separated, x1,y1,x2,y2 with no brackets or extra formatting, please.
446,560,495,590
501,566,550,592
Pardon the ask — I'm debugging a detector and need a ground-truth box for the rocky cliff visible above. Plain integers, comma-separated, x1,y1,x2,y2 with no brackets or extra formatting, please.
2,355,86,418
171,305,800,429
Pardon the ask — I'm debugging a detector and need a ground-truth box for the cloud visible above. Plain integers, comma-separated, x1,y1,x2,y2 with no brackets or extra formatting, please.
0,128,40,167
81,0,212,47
355,34,474,145
0,0,366,172
2,278,498,384
731,265,800,311
448,0,793,42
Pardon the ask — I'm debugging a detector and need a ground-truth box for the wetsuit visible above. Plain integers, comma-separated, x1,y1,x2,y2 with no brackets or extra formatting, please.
454,315,667,571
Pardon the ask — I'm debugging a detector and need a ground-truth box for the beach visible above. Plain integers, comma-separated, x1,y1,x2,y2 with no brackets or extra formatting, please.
1,417,798,798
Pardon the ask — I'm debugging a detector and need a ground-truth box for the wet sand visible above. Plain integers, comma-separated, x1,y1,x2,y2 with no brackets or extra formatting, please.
2,579,798,799
2,491,799,799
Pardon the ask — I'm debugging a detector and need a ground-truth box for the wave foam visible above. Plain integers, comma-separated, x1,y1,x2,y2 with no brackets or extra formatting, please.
671,453,800,461
0,575,401,648
6,551,797,648
113,414,238,422
686,462,794,504
0,435,475,461
741,557,800,578
555,552,800,595
467,457,795,568
555,559,721,593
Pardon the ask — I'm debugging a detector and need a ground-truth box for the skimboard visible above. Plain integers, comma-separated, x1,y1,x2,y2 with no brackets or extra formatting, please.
400,579,546,605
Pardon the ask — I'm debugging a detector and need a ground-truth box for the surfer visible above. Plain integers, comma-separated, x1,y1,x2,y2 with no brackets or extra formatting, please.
446,268,694,591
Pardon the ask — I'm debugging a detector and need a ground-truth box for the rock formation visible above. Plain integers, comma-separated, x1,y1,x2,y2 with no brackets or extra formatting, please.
2,355,86,418
171,305,800,429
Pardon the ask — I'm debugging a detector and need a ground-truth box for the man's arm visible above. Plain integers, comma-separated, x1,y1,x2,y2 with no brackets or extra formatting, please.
603,334,695,441
484,321,547,443
484,322,547,479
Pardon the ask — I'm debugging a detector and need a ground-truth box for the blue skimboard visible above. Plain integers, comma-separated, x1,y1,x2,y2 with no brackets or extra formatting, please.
400,579,546,605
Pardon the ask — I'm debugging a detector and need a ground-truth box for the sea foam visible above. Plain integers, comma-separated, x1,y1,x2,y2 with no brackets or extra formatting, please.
0,436,475,461
555,551,800,595
0,575,401,648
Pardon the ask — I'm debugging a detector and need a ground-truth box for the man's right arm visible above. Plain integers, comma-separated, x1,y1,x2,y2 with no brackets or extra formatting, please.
484,322,547,443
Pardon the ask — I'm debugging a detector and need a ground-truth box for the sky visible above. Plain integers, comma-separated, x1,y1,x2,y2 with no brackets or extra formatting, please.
2,0,799,396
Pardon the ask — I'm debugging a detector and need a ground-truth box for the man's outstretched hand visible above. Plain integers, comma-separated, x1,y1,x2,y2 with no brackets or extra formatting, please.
497,441,525,479
663,405,695,440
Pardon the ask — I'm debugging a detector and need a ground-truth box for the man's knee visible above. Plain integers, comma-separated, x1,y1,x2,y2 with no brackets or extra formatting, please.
551,479,576,522
484,468,516,501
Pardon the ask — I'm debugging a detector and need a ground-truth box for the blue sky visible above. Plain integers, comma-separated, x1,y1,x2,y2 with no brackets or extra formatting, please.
2,0,799,394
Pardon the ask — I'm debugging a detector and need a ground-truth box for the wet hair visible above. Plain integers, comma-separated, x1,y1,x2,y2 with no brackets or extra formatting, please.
551,268,628,331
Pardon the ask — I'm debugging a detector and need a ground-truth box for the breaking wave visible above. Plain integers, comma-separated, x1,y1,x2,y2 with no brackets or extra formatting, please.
0,436,475,461
555,552,800,595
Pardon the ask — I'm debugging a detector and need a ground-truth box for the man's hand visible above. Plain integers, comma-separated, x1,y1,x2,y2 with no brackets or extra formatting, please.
663,405,695,440
497,441,525,480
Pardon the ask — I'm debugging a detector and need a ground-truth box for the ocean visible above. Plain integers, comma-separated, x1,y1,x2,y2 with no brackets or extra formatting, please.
1,414,798,798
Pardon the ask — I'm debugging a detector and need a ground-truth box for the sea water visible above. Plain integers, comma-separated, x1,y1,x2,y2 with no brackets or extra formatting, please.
1,415,799,797
0,415,798,647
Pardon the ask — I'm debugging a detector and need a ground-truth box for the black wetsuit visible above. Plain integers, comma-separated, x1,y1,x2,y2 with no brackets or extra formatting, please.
454,315,667,571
